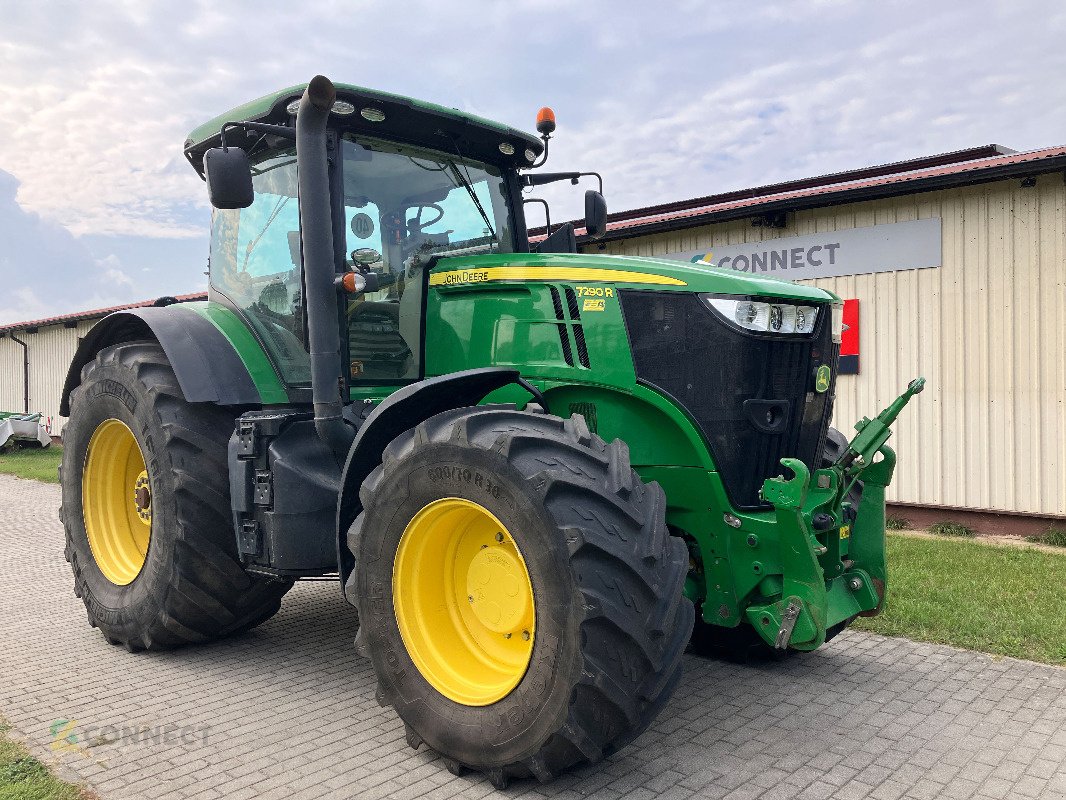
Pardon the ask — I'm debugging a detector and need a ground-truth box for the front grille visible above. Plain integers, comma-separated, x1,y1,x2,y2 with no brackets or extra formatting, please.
619,291,838,509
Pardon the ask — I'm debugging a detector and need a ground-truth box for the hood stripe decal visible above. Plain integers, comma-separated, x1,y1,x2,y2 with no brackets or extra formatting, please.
429,266,687,287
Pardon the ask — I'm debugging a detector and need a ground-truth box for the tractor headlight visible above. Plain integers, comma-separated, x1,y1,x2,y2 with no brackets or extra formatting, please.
830,302,844,343
701,295,820,335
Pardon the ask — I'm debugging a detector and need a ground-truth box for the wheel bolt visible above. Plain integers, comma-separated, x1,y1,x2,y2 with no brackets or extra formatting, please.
468,595,474,603
495,532,504,543
522,630,530,641
504,632,512,639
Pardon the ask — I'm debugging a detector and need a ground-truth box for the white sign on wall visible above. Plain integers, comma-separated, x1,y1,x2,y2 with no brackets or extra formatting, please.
668,217,942,280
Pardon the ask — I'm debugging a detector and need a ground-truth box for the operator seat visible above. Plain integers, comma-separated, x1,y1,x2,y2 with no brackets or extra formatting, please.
347,300,412,379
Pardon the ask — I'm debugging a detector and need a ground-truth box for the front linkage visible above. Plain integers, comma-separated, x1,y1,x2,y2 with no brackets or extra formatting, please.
751,378,926,651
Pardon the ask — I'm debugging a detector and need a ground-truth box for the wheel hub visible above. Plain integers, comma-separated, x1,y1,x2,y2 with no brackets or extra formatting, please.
133,471,152,523
393,497,536,706
466,545,532,635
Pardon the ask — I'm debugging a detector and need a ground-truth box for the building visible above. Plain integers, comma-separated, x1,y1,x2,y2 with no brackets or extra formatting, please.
2,144,1063,532
578,144,1066,533
0,293,206,436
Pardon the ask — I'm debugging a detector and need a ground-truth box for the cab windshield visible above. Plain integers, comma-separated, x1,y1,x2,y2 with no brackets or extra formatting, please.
340,135,514,264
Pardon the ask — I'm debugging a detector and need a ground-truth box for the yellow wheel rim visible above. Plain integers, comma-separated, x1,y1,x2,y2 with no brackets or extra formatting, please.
393,497,536,706
82,419,152,586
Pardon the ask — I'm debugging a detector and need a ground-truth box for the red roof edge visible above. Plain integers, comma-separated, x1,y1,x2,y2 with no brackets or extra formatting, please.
551,143,1066,242
607,144,1016,226
0,292,208,335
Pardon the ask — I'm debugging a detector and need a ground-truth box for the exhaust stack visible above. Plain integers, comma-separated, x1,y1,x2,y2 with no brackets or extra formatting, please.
296,75,352,465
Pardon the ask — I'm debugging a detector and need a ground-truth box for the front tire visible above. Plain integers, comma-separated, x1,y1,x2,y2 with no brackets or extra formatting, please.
61,341,291,651
348,407,693,786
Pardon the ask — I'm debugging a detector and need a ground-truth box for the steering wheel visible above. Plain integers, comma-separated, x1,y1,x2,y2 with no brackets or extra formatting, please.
408,204,444,233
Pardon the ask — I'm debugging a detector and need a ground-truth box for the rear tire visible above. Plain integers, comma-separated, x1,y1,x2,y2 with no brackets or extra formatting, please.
348,407,693,786
689,426,862,662
61,341,291,651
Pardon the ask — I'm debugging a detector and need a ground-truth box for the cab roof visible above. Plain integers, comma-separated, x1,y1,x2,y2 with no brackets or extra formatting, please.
183,82,544,177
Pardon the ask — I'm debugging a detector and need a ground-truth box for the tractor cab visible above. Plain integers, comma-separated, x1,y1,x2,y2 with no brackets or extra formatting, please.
184,81,604,390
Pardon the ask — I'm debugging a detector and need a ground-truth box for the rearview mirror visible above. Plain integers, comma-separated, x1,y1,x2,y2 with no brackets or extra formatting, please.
584,190,608,240
204,147,253,209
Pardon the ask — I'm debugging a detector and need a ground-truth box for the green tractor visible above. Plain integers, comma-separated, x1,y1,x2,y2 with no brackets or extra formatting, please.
60,75,922,786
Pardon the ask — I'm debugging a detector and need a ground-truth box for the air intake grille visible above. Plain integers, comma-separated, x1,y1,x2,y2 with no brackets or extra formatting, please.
619,291,837,509
563,287,591,368
548,286,575,366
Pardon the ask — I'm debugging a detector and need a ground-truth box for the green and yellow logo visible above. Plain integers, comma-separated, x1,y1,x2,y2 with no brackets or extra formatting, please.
49,719,84,755
815,365,832,393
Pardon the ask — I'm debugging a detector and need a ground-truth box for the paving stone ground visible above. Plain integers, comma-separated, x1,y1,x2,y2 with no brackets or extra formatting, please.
1,473,1064,800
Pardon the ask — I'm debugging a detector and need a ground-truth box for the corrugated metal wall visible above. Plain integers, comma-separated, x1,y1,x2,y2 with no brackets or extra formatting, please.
0,319,97,436
591,175,1066,517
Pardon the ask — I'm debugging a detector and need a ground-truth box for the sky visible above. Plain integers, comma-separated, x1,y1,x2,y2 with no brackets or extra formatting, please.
0,0,1064,323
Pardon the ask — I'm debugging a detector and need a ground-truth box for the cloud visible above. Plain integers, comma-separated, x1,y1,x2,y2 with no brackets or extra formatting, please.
0,168,147,323
97,254,135,288
0,286,50,327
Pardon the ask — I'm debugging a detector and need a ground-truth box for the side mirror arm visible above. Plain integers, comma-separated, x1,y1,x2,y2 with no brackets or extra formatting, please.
522,171,604,194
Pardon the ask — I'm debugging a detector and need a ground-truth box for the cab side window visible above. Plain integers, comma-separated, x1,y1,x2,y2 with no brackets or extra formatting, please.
209,148,310,384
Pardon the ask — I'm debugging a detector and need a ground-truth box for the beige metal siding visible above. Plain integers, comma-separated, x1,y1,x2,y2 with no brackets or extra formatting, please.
592,175,1066,517
0,319,98,437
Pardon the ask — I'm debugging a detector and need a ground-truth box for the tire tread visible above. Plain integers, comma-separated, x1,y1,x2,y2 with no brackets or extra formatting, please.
62,341,291,651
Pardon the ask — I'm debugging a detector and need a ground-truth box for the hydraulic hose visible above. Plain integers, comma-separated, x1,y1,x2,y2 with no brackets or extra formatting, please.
296,75,353,465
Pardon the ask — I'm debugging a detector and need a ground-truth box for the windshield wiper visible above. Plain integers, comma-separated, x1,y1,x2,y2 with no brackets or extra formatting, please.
446,160,496,243
239,194,291,273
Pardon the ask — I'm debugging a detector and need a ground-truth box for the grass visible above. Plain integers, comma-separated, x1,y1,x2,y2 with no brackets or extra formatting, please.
885,515,908,530
0,718,88,800
854,533,1066,665
1035,528,1066,548
0,446,61,484
927,520,975,538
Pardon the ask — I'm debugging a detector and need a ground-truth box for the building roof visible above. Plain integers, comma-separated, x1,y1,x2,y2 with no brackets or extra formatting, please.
0,293,207,336
570,143,1066,242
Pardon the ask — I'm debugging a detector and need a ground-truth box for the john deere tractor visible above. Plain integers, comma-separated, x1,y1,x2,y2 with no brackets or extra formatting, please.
60,76,922,786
